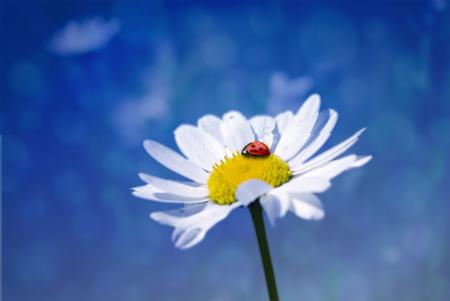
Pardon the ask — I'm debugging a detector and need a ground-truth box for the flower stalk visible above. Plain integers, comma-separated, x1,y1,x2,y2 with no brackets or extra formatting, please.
249,200,279,301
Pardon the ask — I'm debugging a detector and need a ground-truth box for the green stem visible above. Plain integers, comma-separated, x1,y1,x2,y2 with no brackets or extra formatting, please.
249,200,280,301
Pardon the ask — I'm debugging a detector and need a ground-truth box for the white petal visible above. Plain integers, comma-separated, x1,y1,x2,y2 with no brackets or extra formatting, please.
132,184,208,204
275,94,321,161
298,154,371,179
260,190,290,225
150,203,208,227
259,194,281,226
198,114,225,146
250,115,276,148
271,189,291,217
352,155,373,167
235,179,273,206
289,193,324,220
291,128,366,174
271,111,293,151
138,173,209,198
275,111,294,134
220,111,255,153
280,176,331,194
299,155,356,179
143,140,209,183
288,109,338,167
174,125,226,171
151,202,239,249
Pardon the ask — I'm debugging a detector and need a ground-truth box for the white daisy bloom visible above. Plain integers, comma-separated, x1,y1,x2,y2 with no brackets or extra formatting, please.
133,94,372,249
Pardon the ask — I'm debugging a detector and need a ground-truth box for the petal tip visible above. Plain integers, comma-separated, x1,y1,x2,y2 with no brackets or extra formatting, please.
303,93,321,107
352,155,372,167
312,211,325,220
329,108,338,119
358,127,367,135
149,211,163,222
143,139,158,154
138,172,149,182
310,93,321,99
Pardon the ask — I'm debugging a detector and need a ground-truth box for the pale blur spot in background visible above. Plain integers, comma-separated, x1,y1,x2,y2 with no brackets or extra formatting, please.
49,18,121,55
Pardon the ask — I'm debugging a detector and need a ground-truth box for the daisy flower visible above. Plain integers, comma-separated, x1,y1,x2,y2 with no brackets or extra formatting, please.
133,93,371,250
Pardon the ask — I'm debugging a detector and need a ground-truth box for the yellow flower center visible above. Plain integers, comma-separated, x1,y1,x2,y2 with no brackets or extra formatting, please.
207,152,292,205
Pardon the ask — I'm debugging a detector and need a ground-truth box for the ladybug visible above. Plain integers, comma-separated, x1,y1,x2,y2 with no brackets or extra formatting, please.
241,141,271,157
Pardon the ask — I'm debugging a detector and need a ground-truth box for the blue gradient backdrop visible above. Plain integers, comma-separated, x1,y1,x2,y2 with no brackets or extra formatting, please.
2,0,450,300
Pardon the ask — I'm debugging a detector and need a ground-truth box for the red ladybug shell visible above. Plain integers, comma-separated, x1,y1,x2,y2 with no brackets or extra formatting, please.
241,141,271,157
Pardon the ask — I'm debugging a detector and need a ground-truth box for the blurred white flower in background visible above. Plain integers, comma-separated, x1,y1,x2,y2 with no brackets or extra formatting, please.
267,72,314,114
49,17,121,55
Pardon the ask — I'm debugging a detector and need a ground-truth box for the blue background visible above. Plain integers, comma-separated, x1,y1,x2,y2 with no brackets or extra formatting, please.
2,0,450,300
